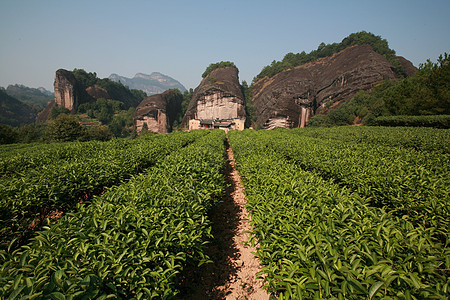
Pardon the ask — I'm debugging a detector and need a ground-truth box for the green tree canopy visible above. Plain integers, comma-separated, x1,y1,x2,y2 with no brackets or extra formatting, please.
44,114,86,142
202,61,238,78
50,106,70,120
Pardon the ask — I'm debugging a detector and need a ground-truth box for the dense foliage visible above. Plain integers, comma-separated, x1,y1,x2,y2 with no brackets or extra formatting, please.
78,98,123,124
170,88,194,130
0,130,226,299
229,127,449,299
72,68,147,109
371,115,450,128
202,61,238,78
44,114,86,142
69,69,148,137
308,53,450,127
0,115,117,144
254,31,405,81
0,131,208,250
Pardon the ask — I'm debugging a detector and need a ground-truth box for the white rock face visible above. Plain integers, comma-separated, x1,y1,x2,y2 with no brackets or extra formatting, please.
195,92,244,120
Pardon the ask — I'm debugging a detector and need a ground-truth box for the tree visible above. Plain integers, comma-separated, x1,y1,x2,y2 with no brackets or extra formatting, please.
72,69,98,88
139,123,149,136
0,123,17,144
202,61,238,78
50,106,71,119
95,107,113,124
17,124,44,143
85,126,113,141
45,114,86,142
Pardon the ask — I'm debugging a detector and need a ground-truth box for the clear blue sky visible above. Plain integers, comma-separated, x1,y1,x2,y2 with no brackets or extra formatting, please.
1,0,449,91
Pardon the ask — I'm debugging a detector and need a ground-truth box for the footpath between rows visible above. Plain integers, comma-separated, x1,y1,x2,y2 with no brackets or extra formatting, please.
181,139,269,299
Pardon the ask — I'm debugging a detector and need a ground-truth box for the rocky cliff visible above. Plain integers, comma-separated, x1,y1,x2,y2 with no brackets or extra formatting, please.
54,69,79,112
252,45,414,129
36,69,80,123
182,67,246,129
133,90,182,134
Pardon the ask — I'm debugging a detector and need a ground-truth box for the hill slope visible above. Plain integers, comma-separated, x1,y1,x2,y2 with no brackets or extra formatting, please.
109,72,186,95
5,84,53,109
0,88,37,126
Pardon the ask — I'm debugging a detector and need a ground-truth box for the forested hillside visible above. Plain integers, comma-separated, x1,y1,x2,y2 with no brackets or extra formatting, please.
0,88,36,127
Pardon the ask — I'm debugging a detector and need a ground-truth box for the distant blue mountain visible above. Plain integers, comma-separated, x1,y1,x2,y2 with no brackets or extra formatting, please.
108,72,186,96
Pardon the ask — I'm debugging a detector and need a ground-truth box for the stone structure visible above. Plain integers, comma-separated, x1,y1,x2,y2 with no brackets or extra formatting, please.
54,69,79,112
133,90,182,134
252,45,415,129
188,118,245,132
182,67,246,130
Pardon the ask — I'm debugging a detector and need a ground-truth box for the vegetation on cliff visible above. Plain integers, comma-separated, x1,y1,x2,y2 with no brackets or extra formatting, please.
254,31,406,81
67,69,146,137
202,61,238,78
72,68,147,109
308,53,450,127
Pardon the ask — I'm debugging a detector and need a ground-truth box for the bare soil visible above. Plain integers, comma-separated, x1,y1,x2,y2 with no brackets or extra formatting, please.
179,140,269,299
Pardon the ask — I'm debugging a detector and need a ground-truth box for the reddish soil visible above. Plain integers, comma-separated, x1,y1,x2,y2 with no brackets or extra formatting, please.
180,140,269,299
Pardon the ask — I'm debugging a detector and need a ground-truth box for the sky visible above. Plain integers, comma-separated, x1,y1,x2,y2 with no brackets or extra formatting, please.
1,0,449,92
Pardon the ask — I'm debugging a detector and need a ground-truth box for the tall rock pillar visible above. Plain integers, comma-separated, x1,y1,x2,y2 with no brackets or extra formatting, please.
54,69,78,112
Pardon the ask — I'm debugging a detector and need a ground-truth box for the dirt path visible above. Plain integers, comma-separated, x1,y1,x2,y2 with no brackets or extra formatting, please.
180,140,269,299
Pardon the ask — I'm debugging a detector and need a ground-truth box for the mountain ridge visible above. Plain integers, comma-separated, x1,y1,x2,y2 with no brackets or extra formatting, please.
108,72,186,96
5,84,54,109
